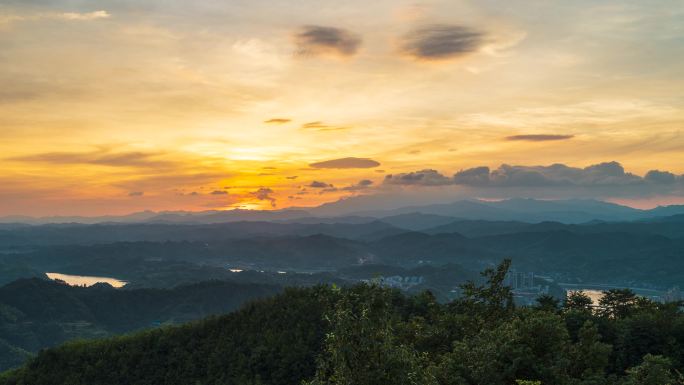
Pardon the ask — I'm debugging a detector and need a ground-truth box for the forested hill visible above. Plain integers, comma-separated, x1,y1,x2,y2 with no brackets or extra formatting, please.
3,262,684,385
0,279,282,371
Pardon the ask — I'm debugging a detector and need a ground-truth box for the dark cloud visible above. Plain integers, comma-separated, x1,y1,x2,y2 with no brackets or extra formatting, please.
251,187,277,207
489,165,556,187
384,169,452,186
309,181,334,188
210,190,228,195
645,170,677,184
506,134,575,142
342,179,374,191
264,118,291,124
310,157,380,169
128,191,144,197
295,25,361,57
453,166,491,186
286,176,298,180
400,24,485,60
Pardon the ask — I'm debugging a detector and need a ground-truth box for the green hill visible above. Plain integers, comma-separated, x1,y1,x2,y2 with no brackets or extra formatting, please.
3,262,684,385
0,279,282,372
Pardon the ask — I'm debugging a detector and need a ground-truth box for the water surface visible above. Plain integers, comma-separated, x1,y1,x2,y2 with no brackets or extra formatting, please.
46,272,127,288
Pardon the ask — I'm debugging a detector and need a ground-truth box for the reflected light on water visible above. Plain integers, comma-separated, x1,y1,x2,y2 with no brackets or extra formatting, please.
46,272,127,288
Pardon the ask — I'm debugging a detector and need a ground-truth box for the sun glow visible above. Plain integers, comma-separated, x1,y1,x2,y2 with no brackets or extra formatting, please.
0,0,682,216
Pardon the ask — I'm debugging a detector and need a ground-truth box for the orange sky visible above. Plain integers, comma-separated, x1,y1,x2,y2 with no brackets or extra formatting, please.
1,1,683,216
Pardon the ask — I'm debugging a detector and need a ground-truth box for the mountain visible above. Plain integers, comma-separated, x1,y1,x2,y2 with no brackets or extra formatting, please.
646,205,684,218
352,199,647,223
145,209,311,223
4,199,684,226
313,197,684,223
423,220,533,236
0,221,403,248
0,211,159,225
0,209,312,226
377,213,460,231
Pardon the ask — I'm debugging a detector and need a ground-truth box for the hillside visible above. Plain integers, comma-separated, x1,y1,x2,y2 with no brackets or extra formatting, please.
0,279,282,371
3,265,684,385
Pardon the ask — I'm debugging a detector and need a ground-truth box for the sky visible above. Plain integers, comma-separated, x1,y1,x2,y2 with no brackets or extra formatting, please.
1,0,683,216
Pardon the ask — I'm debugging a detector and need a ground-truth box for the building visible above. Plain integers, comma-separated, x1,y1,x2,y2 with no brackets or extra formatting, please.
504,270,536,290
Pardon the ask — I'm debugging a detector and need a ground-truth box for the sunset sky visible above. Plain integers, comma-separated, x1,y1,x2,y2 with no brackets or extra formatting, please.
1,0,683,216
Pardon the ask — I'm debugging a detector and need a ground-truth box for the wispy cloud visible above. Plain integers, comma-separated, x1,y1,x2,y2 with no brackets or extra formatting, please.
264,118,291,124
7,149,173,168
506,134,575,142
300,121,348,131
310,157,380,169
1,10,110,25
59,11,110,21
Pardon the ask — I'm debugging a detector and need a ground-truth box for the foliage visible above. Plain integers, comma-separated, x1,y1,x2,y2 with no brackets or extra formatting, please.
0,278,282,371
3,261,684,385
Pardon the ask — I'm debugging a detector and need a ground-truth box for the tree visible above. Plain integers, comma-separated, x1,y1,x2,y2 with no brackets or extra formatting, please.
564,291,593,312
568,321,611,381
437,311,571,385
623,354,677,385
535,295,560,313
306,285,437,385
598,289,637,319
456,259,514,323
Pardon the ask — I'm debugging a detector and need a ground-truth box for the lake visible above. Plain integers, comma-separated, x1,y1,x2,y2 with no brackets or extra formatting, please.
567,289,604,305
46,272,127,288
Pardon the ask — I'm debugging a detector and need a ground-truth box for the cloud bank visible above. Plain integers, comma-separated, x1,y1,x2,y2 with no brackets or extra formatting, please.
377,161,684,199
384,169,452,186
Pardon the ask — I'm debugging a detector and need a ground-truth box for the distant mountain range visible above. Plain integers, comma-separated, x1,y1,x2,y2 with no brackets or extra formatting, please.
3,198,684,225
